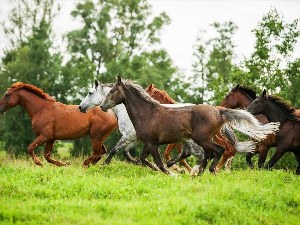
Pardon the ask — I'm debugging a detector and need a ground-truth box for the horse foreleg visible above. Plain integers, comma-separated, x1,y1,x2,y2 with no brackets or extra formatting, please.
265,146,287,170
83,140,105,167
140,146,159,171
166,143,191,168
44,141,69,166
123,141,141,165
28,135,48,166
164,143,186,173
103,135,139,165
149,144,174,175
257,144,270,168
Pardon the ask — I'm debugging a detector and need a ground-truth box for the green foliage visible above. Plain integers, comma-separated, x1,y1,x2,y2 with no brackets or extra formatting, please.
244,9,300,96
0,159,299,225
189,22,238,104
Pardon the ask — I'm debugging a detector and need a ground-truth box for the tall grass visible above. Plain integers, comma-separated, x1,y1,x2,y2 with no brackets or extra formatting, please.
0,156,299,225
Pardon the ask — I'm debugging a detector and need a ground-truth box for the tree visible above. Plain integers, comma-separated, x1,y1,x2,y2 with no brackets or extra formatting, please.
244,8,300,95
189,22,238,104
66,0,175,88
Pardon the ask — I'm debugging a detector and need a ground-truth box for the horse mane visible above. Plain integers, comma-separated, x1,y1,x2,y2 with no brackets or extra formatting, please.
123,80,161,108
267,95,296,120
10,82,56,102
235,85,257,100
146,84,176,104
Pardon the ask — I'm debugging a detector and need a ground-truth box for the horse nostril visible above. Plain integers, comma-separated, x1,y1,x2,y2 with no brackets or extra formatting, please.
79,105,81,110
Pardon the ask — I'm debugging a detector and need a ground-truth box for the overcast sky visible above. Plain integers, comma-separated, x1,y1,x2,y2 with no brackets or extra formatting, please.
1,0,299,76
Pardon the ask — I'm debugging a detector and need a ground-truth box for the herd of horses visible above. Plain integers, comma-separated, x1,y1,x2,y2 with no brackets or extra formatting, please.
0,77,299,176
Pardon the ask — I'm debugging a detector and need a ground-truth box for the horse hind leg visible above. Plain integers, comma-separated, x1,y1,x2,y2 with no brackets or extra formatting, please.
195,139,225,173
28,135,48,166
44,141,70,166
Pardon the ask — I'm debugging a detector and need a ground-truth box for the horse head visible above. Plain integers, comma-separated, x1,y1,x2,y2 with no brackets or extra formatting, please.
79,80,110,113
0,87,22,114
100,76,125,112
247,89,269,116
220,85,256,109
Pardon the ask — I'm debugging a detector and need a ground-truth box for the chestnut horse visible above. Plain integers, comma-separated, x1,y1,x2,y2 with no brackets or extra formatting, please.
100,77,279,175
0,82,117,167
247,90,300,174
220,85,275,168
145,83,255,172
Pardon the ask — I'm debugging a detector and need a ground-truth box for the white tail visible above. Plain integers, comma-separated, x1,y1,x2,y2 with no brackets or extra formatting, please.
235,141,256,153
221,126,256,153
221,108,280,141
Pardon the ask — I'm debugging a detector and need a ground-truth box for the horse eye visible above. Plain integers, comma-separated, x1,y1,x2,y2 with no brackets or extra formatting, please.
88,92,93,95
5,93,9,97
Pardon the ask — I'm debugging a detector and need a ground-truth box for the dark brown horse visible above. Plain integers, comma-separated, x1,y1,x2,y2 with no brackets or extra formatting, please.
145,83,192,172
100,77,279,175
220,85,275,168
146,83,239,172
247,90,300,174
0,82,117,167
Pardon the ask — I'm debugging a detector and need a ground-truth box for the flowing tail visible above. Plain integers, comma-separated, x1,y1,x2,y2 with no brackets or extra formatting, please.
221,126,256,153
221,108,280,141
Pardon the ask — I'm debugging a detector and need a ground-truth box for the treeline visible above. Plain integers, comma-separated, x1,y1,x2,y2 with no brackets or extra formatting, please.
0,0,299,157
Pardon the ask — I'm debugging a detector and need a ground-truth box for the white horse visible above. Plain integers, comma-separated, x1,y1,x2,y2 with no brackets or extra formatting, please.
79,81,205,172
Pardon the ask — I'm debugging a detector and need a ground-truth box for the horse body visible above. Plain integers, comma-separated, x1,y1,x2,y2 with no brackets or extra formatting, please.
220,85,276,168
146,83,255,172
100,77,279,175
0,82,117,167
79,81,203,172
247,90,300,174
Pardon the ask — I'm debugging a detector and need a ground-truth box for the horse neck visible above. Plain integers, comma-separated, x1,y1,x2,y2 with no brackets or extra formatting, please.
17,90,50,119
264,101,292,123
123,86,159,127
237,92,254,109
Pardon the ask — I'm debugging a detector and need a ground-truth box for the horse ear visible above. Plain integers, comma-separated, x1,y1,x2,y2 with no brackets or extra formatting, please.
149,83,153,90
262,89,267,98
117,76,122,85
235,84,240,89
95,80,99,88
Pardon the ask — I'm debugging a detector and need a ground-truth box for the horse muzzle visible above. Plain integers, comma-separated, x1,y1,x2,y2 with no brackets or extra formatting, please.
100,104,108,112
78,105,87,113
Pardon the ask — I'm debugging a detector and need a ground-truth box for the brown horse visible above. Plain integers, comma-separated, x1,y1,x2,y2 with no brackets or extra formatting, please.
247,90,300,174
100,77,279,175
0,82,117,167
145,84,192,172
220,85,275,168
146,83,238,172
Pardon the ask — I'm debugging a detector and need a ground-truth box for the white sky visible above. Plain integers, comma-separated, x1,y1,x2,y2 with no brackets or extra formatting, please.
0,0,299,76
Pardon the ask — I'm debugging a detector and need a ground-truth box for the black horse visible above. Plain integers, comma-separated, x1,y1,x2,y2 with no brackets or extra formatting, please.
247,90,300,175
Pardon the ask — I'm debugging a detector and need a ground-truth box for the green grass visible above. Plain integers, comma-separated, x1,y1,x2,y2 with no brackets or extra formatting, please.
0,157,299,225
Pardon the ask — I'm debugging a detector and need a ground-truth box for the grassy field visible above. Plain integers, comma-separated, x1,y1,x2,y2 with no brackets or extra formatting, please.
0,155,299,225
